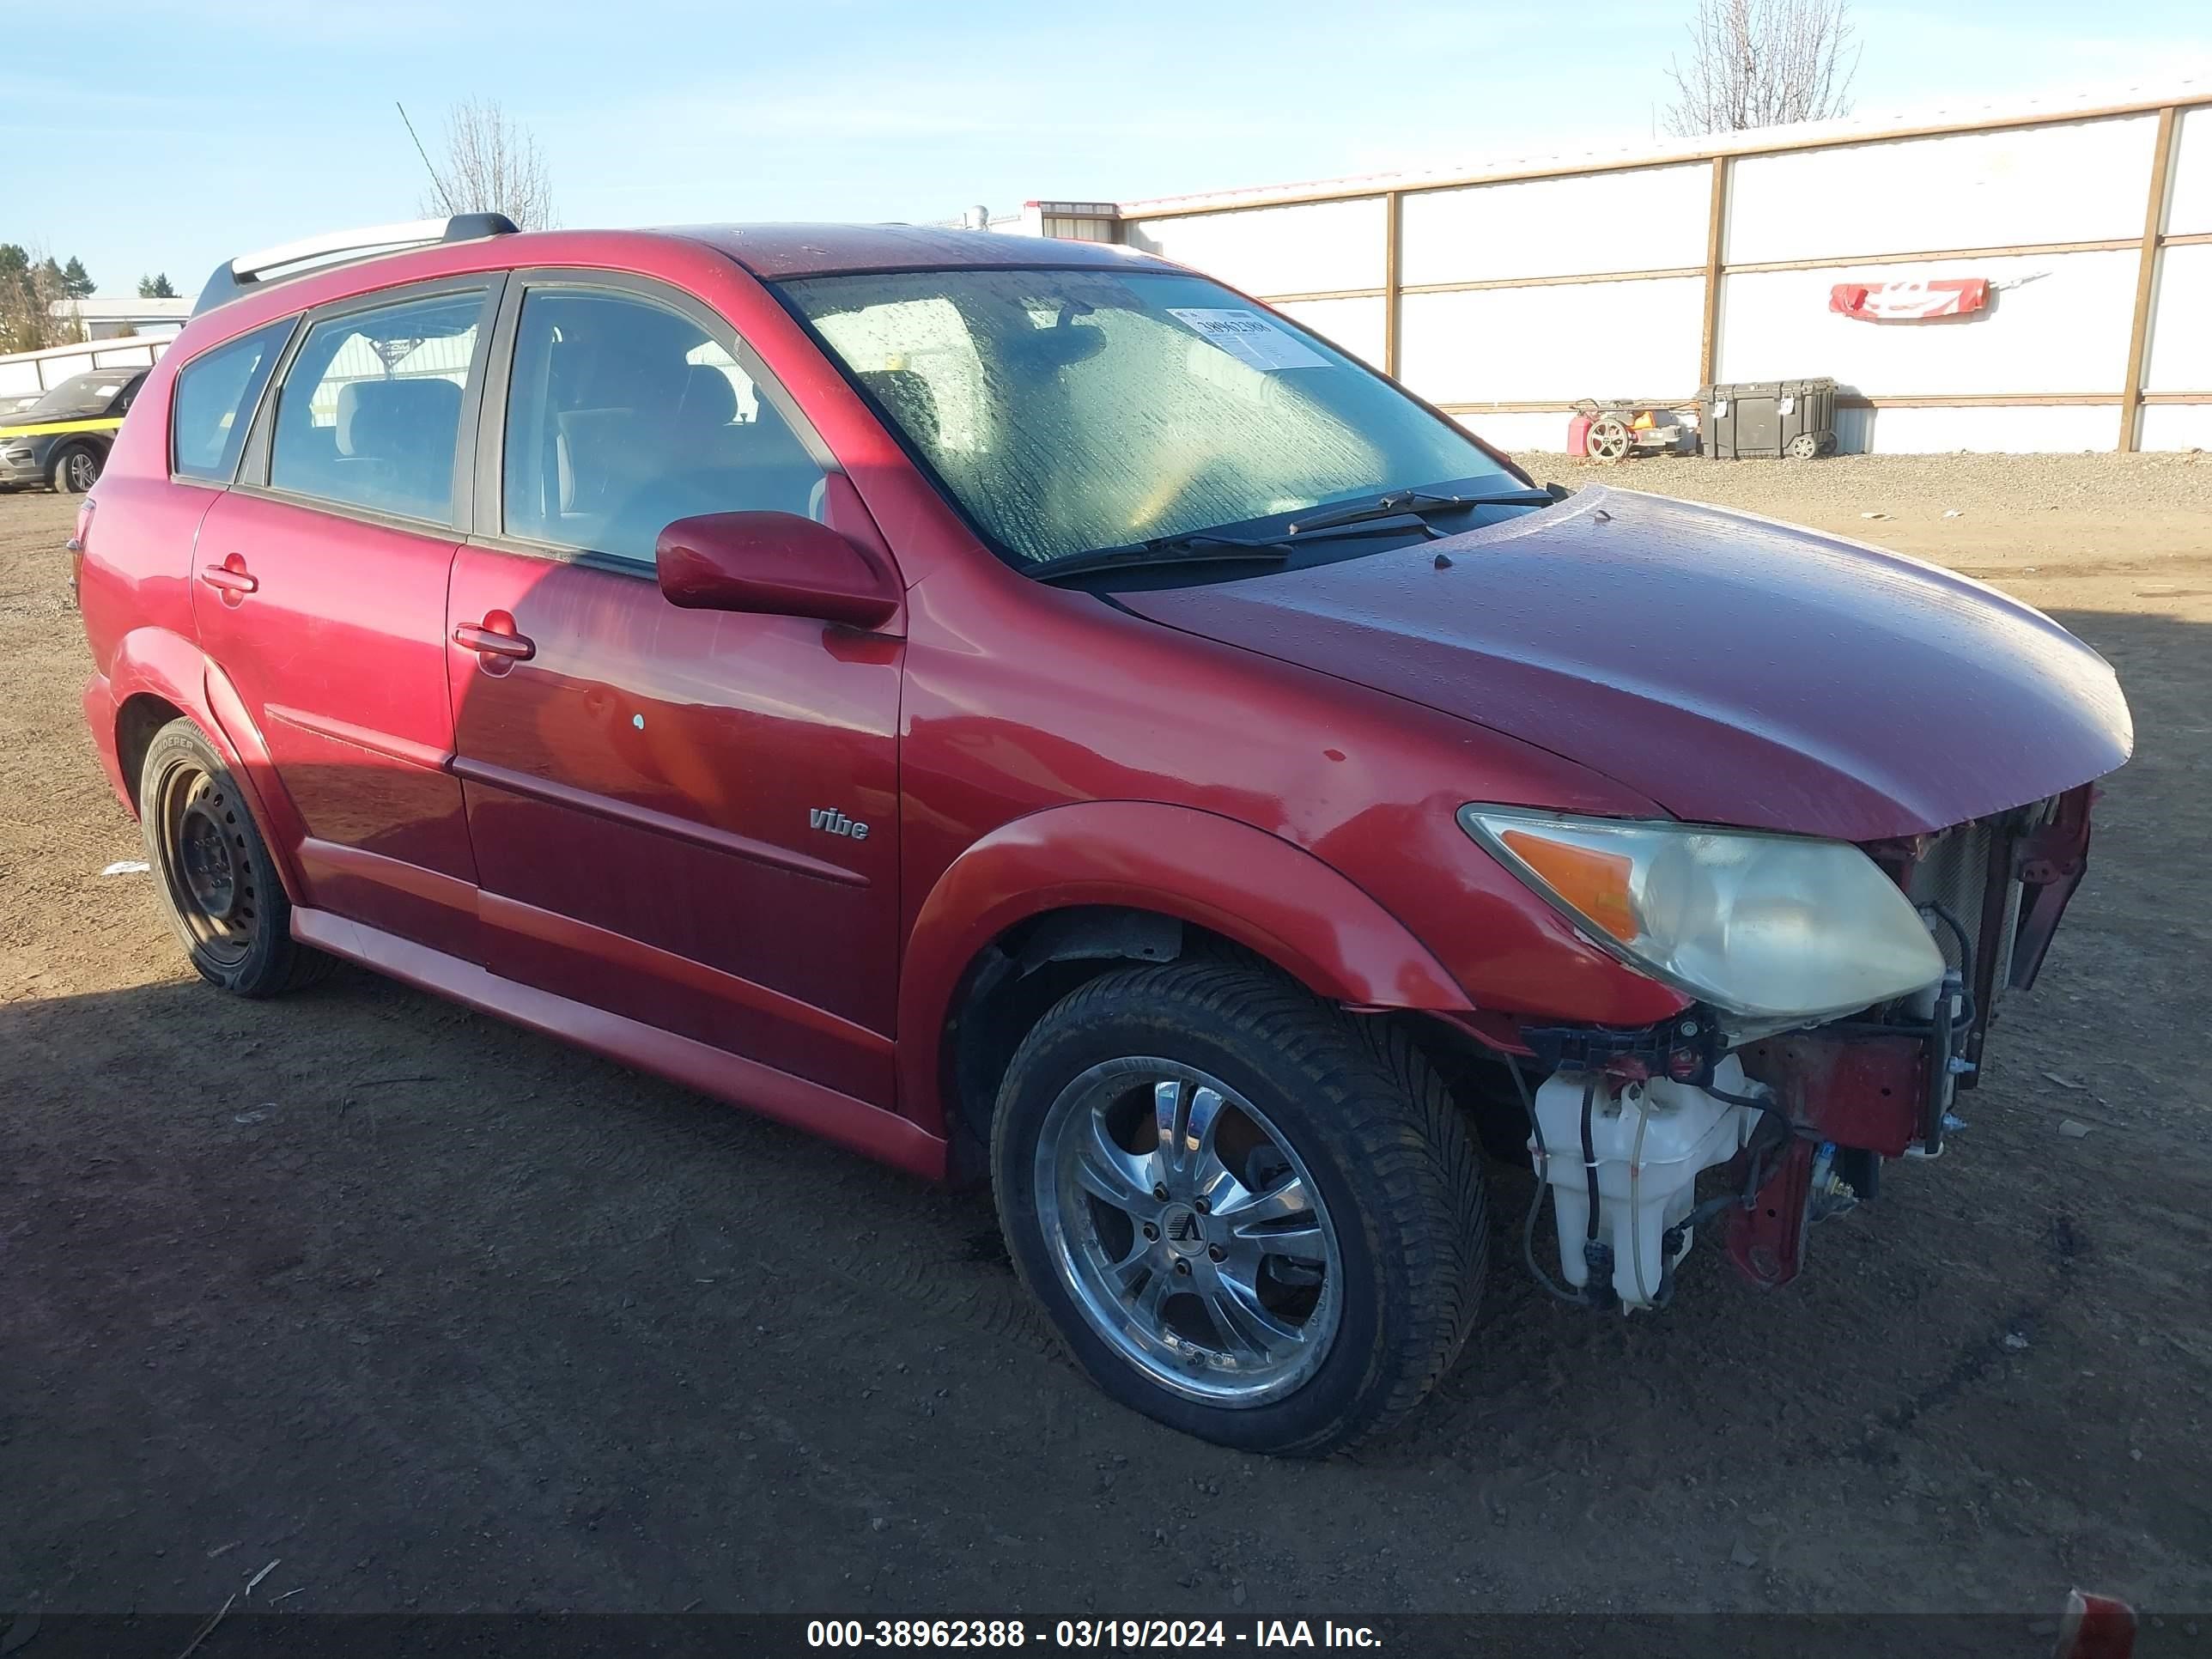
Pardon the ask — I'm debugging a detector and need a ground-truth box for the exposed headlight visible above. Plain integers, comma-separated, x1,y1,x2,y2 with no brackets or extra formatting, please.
1458,805,1946,1024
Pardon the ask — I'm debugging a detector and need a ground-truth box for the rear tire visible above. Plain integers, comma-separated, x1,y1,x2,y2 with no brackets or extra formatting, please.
52,442,100,494
139,719,330,997
991,961,1487,1455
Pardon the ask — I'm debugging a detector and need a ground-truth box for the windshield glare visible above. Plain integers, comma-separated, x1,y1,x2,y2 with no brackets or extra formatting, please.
781,267,1518,567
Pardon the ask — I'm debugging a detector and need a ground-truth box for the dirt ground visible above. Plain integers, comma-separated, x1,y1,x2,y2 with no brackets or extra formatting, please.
3,454,2209,1624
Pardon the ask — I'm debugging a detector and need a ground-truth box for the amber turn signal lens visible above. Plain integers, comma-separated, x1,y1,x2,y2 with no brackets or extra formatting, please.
1498,829,1638,942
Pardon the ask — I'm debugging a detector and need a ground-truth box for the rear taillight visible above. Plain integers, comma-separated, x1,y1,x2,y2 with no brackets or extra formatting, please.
67,497,94,606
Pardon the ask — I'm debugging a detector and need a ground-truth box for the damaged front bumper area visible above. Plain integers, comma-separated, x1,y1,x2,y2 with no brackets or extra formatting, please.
1496,784,2096,1310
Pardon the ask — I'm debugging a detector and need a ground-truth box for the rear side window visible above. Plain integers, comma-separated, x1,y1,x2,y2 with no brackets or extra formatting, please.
171,323,290,483
501,287,824,564
269,289,486,526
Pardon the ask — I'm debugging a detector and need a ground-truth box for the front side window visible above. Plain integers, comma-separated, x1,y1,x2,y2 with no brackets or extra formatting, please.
172,325,290,483
269,290,486,525
781,266,1519,567
501,287,824,565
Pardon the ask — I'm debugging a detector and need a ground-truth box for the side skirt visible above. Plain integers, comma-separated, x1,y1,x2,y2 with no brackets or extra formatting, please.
290,907,948,1181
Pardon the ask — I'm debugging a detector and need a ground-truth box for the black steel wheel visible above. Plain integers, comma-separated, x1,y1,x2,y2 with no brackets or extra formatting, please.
139,719,330,996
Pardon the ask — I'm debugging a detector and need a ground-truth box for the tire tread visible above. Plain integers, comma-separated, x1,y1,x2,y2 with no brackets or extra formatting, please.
994,959,1487,1455
140,719,331,1000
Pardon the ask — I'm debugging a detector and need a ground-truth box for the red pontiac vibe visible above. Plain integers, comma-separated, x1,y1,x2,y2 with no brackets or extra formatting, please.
75,216,2133,1454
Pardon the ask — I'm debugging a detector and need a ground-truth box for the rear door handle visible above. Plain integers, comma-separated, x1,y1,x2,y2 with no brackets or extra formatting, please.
199,557,258,597
453,616,535,661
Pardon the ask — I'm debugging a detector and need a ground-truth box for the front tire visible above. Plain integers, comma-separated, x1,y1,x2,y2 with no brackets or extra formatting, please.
991,962,1486,1455
139,719,329,997
52,442,100,494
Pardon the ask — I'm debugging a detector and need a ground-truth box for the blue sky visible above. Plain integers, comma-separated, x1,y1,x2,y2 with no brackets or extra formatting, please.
9,0,2210,298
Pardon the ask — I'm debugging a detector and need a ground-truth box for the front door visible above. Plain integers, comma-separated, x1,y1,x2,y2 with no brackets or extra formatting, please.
447,279,902,1106
193,281,501,958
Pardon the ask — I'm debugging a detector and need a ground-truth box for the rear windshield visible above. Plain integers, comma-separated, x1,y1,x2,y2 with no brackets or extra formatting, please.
781,266,1517,567
22,371,132,421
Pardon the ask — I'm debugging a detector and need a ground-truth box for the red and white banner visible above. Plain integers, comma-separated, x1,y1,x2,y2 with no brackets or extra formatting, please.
1828,277,1990,321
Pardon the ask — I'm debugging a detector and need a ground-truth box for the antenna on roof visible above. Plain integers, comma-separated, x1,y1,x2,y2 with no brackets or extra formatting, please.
398,101,457,215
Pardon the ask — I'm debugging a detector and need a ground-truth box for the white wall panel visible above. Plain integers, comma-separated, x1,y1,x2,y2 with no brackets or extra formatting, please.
17,350,96,386
1861,404,2118,454
1271,296,1387,368
1717,250,2140,394
2139,404,2212,451
1400,164,1710,286
1399,276,1705,404
2143,243,2212,392
2168,106,2212,237
1459,410,1577,453
1125,198,1387,298
1726,117,2160,264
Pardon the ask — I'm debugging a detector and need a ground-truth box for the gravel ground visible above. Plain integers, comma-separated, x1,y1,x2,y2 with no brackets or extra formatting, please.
1531,450,2212,582
3,457,2209,1626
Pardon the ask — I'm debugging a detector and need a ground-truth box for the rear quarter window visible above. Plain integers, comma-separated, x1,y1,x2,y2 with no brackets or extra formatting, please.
171,320,294,483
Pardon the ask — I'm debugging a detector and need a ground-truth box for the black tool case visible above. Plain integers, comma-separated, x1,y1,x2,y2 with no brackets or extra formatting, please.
1701,377,1838,459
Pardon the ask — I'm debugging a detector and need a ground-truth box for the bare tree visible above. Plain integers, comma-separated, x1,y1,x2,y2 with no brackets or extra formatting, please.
1662,0,1860,137
405,99,557,230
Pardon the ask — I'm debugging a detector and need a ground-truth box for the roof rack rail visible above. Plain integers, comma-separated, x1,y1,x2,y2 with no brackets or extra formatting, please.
190,212,520,318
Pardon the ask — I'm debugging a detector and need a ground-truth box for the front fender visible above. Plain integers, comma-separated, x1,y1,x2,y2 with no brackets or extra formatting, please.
896,800,1474,1135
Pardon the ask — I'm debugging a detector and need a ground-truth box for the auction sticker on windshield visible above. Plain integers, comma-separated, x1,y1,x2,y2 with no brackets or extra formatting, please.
1166,308,1329,371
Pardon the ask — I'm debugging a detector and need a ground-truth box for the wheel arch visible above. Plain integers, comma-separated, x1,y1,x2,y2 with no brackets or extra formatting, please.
898,800,1475,1161
115,690,187,812
103,627,305,901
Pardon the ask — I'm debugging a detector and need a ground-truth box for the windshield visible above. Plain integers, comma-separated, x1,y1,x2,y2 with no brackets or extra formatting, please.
24,372,131,421
780,266,1520,567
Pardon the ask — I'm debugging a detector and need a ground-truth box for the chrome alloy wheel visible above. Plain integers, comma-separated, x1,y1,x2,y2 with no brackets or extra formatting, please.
1034,1058,1345,1406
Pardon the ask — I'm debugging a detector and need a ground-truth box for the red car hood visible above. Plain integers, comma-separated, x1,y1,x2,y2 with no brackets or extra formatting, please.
1116,485,2132,841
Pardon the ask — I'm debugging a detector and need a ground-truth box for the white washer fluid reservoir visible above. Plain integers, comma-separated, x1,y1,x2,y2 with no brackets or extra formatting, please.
1530,1055,1763,1309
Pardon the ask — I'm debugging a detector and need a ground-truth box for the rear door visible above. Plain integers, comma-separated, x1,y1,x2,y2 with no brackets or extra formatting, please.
445,274,902,1106
193,277,502,958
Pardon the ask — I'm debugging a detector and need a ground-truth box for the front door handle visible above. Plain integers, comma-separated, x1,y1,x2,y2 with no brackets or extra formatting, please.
199,556,258,599
453,613,535,662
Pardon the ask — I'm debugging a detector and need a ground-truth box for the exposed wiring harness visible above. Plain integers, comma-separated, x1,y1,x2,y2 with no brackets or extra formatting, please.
1920,901,1973,966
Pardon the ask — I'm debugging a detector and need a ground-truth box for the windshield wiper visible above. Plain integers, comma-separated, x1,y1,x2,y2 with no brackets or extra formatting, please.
1033,532,1295,584
1035,484,1566,583
1286,483,1564,536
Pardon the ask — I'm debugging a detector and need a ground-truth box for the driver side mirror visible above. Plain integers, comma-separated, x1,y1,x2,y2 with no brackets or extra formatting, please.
656,512,900,630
